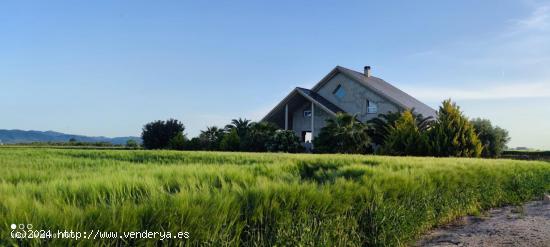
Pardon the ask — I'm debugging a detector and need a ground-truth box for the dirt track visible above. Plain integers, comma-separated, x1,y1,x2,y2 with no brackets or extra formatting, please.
416,200,550,247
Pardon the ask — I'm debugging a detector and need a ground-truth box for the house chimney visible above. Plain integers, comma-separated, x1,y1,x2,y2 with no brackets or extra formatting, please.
364,66,371,77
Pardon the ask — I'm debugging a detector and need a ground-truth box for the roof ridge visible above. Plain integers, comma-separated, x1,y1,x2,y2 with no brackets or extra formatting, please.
335,66,436,117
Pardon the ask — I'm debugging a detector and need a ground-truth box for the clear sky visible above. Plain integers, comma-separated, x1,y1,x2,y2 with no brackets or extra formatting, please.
1,0,549,149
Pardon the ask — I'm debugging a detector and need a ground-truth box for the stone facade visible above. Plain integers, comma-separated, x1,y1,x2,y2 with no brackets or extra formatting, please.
316,73,401,123
261,66,436,143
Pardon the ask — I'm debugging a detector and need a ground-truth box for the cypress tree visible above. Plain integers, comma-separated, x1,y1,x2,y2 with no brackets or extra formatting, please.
429,99,482,157
380,110,429,156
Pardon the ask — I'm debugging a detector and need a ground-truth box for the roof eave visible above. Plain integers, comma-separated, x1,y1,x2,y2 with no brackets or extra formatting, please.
261,88,301,122
261,88,339,122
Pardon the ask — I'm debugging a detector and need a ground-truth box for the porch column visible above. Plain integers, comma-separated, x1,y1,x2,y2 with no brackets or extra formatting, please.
311,103,315,141
284,104,288,130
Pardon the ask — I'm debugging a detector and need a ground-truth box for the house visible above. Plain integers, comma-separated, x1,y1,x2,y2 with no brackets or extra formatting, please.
262,65,437,143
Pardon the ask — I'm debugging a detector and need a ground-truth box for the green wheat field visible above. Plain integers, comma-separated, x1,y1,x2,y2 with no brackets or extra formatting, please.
1,147,549,246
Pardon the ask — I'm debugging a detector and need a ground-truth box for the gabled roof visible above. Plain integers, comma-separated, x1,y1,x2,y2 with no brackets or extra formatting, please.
311,66,437,118
261,87,344,122
295,87,345,114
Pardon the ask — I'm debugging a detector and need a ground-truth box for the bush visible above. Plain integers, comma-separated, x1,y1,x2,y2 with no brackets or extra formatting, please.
184,137,205,150
141,119,185,149
367,111,403,147
429,100,482,157
198,126,225,151
220,129,241,151
244,122,278,152
380,110,429,156
125,140,139,149
368,110,433,148
168,132,186,150
266,130,303,153
470,118,510,158
314,113,371,154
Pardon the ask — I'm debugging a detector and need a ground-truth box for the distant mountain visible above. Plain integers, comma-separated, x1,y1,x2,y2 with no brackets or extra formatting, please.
0,129,141,145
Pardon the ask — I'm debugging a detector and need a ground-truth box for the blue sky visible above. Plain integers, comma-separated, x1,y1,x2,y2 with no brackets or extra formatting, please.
1,0,549,149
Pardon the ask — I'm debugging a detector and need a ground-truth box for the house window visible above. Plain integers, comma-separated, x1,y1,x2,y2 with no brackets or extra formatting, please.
367,100,378,113
333,84,346,99
303,110,312,117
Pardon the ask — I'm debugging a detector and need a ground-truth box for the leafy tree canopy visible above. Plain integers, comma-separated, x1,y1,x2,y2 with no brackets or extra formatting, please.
199,126,226,151
266,130,303,153
141,119,185,149
220,129,241,151
470,118,510,158
244,121,278,152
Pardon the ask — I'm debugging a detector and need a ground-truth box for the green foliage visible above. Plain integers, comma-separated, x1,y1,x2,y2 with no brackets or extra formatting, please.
220,129,241,151
198,126,225,151
141,119,185,149
168,132,187,150
243,122,278,152
197,120,295,153
266,130,304,153
368,109,433,147
367,111,403,146
368,102,502,158
428,100,483,157
380,110,429,156
185,137,206,151
125,139,139,149
429,100,483,157
225,118,252,139
314,113,371,154
470,118,510,158
1,148,550,246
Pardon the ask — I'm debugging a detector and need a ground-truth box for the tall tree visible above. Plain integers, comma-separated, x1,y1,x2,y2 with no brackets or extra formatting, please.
470,118,510,158
199,126,226,150
380,110,429,156
244,121,278,152
367,111,403,147
225,118,252,138
225,118,253,151
314,113,371,154
141,119,185,149
220,128,241,151
368,109,433,147
429,100,482,157
168,132,186,150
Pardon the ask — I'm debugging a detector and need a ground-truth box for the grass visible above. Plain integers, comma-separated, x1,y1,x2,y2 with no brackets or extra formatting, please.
1,148,549,246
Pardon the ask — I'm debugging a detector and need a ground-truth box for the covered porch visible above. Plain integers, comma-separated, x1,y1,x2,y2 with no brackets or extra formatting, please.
262,87,344,143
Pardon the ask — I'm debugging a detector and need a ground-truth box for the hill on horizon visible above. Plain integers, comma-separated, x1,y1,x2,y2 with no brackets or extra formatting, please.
0,129,141,145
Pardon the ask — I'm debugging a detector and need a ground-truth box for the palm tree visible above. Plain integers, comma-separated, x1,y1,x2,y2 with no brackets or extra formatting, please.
367,109,433,146
199,126,225,150
367,111,402,146
245,121,278,152
315,113,371,154
225,118,252,138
